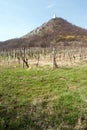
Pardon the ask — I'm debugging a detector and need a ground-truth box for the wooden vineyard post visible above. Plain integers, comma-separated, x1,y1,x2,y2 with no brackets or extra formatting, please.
8,55,11,65
52,47,58,69
17,49,21,66
23,47,25,68
36,51,40,67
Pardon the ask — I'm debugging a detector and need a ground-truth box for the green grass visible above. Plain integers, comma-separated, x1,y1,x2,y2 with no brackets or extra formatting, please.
0,65,87,130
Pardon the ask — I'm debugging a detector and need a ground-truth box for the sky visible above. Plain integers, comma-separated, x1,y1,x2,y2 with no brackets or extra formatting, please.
0,0,87,41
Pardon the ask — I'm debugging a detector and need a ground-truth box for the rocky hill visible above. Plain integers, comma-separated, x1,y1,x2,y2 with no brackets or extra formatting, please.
1,17,87,49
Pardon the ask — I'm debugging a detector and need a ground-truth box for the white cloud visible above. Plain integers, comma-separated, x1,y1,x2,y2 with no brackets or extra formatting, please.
46,3,56,9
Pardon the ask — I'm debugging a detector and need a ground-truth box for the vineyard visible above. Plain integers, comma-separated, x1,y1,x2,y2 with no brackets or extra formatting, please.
1,46,87,129
0,46,87,68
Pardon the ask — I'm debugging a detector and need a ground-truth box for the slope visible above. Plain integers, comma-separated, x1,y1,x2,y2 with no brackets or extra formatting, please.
0,17,87,49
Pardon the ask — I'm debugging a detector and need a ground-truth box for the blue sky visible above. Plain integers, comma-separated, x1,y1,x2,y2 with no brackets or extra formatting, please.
0,0,87,41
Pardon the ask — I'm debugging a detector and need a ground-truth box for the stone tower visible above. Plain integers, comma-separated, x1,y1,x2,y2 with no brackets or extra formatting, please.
52,14,56,19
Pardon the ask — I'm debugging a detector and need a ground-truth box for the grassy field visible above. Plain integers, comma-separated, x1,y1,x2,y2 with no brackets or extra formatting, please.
0,65,87,130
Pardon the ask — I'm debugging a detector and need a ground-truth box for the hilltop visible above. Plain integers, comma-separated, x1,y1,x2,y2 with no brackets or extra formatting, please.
1,17,87,49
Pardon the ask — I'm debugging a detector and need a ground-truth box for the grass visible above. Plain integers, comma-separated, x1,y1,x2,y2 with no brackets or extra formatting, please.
0,65,87,130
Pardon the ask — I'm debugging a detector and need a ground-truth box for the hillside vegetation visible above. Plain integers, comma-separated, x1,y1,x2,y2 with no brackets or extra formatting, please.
1,17,87,49
0,65,87,129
